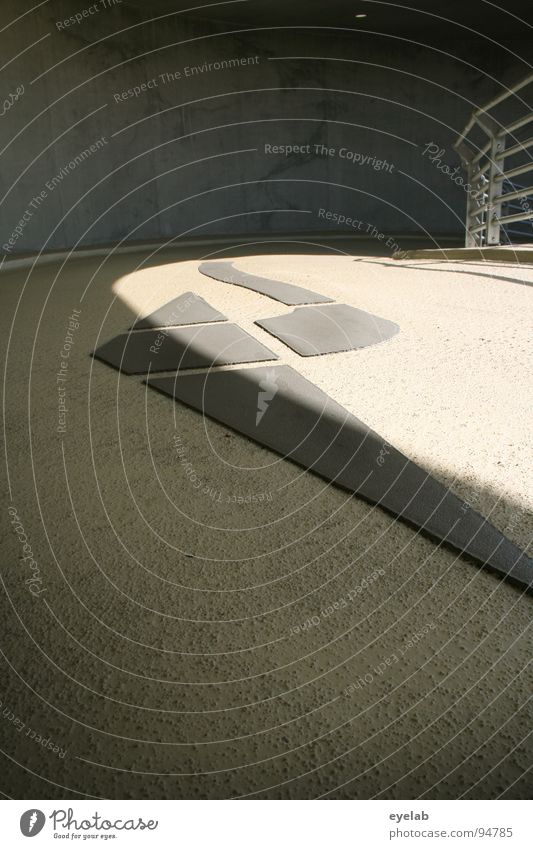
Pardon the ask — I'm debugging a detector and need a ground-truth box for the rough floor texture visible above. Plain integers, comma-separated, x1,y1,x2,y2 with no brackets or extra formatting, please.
1,245,531,800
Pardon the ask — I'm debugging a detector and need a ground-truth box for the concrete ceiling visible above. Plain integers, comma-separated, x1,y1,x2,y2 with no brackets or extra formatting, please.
122,0,532,40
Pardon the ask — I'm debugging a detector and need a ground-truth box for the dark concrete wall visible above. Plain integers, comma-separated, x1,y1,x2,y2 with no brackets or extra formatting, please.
0,0,529,253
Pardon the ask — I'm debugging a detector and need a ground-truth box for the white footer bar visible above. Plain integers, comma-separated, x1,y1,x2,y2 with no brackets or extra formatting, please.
2,800,530,848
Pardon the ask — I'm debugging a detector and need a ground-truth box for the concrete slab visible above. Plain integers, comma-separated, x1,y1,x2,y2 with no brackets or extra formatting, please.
147,364,533,589
130,292,226,329
92,324,278,374
199,260,333,305
256,304,400,356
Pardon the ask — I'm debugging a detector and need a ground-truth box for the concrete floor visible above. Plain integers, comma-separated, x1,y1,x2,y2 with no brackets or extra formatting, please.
1,244,532,799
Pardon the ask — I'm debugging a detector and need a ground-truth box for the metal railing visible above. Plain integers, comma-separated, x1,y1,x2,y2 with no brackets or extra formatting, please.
454,71,533,246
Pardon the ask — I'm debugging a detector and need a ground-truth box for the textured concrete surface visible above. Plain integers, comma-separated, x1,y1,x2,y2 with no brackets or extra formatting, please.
255,303,399,354
131,292,226,329
199,261,333,305
1,245,532,799
92,322,276,374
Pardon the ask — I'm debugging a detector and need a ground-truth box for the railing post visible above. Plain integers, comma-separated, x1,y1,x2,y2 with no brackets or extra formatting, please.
475,112,505,245
465,163,481,247
486,135,506,244
455,141,483,248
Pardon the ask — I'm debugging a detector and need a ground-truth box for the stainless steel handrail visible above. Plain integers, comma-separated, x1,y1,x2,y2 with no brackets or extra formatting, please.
454,73,533,246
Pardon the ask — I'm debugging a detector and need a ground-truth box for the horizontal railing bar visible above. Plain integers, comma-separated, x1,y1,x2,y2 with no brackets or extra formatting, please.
495,162,533,181
497,137,533,159
480,71,533,115
455,71,533,148
469,211,533,230
499,113,533,137
469,185,533,215
496,184,533,203
496,210,533,224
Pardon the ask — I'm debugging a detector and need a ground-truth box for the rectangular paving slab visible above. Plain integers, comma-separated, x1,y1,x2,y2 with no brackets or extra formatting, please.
131,292,227,330
92,324,277,374
199,261,333,305
147,365,532,589
256,304,400,356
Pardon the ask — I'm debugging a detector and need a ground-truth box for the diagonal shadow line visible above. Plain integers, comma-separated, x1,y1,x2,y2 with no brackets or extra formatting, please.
144,360,532,592
354,258,533,287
